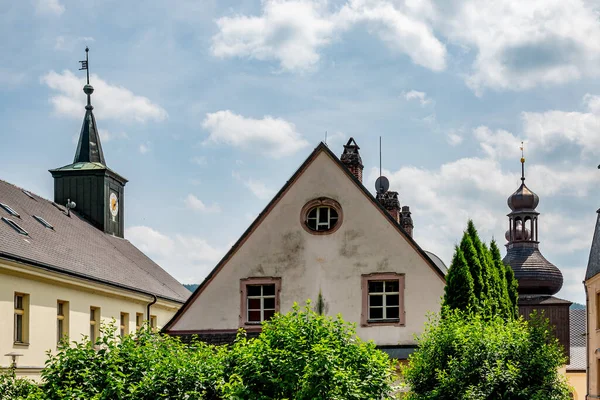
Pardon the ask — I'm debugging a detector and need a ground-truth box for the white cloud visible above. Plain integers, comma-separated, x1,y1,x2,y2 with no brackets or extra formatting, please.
139,143,150,154
473,126,521,159
439,0,600,93
202,110,309,158
126,226,225,284
233,171,275,200
54,36,94,51
212,0,335,72
522,94,600,155
446,129,463,146
337,0,446,71
403,90,433,106
34,0,65,16
212,0,446,72
184,194,221,213
41,70,168,123
98,129,127,143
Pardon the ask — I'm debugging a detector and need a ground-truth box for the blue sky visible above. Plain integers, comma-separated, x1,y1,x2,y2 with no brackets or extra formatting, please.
1,0,599,305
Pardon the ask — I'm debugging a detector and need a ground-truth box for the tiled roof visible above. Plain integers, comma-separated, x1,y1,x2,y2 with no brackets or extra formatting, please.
503,246,563,295
0,179,190,303
586,212,600,281
567,308,586,371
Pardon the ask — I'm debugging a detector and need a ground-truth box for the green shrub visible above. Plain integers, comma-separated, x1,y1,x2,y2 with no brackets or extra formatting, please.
403,310,571,400
0,370,42,400
220,302,397,400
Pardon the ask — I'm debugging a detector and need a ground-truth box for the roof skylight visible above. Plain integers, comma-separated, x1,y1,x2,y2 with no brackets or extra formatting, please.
22,190,35,200
0,203,20,218
33,215,54,230
2,217,28,236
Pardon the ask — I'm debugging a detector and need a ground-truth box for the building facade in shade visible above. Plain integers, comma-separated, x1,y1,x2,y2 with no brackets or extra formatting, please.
164,139,447,359
0,63,189,379
585,197,600,399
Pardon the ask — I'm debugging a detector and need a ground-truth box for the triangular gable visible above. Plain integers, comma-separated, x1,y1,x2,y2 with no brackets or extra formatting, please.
163,142,445,331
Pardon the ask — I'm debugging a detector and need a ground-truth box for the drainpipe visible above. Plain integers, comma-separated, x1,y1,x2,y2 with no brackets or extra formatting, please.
147,294,157,321
586,282,590,399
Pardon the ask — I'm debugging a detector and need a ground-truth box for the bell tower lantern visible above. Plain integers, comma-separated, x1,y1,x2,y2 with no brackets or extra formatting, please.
49,48,127,238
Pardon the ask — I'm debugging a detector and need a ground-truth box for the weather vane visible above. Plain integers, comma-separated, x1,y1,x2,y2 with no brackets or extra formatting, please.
520,141,526,182
79,47,90,85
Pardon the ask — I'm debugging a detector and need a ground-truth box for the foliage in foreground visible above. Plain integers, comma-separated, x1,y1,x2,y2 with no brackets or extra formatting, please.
403,310,571,400
221,302,396,399
0,371,42,400
2,302,396,399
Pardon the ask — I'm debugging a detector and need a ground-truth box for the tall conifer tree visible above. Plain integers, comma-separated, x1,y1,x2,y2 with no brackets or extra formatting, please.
490,240,513,319
505,260,519,320
459,232,484,311
442,246,476,312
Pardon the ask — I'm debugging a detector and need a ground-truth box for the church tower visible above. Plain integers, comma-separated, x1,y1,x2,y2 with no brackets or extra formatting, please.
49,48,127,238
503,148,570,356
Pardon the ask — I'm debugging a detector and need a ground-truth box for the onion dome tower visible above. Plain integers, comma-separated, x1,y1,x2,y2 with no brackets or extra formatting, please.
503,153,563,295
502,144,570,357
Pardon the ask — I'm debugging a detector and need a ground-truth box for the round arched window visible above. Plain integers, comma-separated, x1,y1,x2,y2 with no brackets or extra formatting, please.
300,198,343,235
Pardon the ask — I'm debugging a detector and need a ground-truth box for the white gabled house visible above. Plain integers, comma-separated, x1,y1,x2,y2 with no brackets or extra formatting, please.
164,139,446,359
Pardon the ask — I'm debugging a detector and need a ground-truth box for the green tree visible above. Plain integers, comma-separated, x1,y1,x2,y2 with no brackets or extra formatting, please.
403,310,571,400
220,302,396,400
460,232,485,310
442,246,476,313
490,239,518,320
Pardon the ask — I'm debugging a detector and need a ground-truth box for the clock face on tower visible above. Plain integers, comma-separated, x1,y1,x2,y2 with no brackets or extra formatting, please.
109,192,119,218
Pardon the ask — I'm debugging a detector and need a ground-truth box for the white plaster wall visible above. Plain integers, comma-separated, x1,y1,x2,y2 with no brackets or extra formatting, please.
0,266,180,370
172,151,445,345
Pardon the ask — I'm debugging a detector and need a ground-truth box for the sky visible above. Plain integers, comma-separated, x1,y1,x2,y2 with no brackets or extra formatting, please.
1,0,599,305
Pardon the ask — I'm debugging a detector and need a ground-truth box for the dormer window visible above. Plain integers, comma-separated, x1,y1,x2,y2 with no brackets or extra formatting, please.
300,198,343,235
0,203,20,218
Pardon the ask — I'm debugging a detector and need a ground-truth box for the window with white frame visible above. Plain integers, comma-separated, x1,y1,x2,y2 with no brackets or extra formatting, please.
361,273,405,327
240,278,281,326
301,198,343,235
368,280,400,320
306,206,339,232
246,284,276,323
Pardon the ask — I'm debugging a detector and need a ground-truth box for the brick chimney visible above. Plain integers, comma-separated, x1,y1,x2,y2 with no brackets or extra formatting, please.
400,205,414,237
340,138,364,183
377,191,401,223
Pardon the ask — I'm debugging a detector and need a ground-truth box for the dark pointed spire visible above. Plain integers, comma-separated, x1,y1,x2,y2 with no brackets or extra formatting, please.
74,47,106,165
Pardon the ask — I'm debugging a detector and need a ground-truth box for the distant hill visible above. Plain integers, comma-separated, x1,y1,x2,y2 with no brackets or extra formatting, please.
184,284,199,292
571,303,585,310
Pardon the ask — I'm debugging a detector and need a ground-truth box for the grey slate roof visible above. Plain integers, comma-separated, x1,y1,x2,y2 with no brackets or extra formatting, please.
567,308,586,371
586,212,600,280
503,246,563,295
0,179,190,303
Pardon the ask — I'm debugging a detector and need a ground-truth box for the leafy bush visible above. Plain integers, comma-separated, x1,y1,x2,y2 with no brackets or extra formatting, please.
0,370,42,400
220,302,396,400
33,302,395,399
403,310,571,400
40,324,225,400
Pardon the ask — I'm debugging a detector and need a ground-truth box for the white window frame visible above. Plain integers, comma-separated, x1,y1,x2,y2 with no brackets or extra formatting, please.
368,280,400,320
306,206,338,231
246,284,276,323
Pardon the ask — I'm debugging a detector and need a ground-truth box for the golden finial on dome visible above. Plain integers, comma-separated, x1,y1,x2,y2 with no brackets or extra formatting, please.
520,141,525,164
